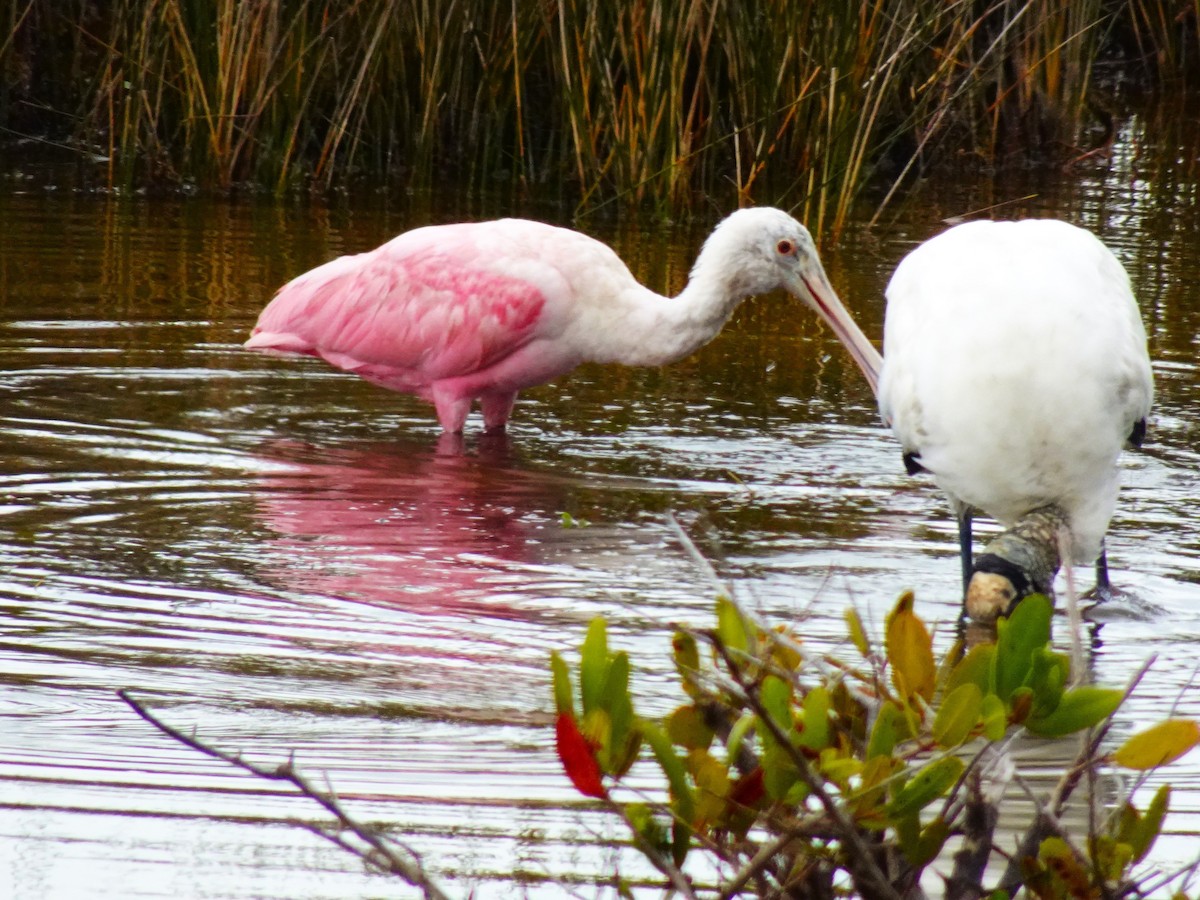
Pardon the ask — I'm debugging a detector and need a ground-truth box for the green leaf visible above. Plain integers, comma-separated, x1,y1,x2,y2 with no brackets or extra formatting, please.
1025,686,1122,738
667,704,715,751
868,701,903,760
642,720,695,824
626,802,668,857
760,675,794,735
671,818,691,868
580,618,609,716
1027,648,1069,718
886,591,936,702
902,815,951,867
932,682,982,748
887,755,964,820
550,651,574,715
1113,719,1200,770
845,607,870,657
993,594,1052,703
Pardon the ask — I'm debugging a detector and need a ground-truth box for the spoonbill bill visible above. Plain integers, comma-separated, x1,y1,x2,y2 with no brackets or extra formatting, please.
878,218,1153,619
246,208,881,433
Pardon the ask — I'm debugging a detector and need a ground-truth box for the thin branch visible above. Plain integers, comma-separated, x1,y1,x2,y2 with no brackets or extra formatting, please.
606,798,701,900
994,654,1156,896
710,640,904,900
117,690,453,900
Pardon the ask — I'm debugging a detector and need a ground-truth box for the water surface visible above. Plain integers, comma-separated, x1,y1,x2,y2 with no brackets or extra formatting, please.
1,115,1199,896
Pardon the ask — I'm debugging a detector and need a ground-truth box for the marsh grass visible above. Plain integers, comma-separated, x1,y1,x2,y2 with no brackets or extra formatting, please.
1,1,1196,228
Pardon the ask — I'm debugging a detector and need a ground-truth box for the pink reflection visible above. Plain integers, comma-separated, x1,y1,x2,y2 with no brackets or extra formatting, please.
253,436,564,617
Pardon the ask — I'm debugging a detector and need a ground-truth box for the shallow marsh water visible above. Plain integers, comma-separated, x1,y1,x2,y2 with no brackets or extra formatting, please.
1,114,1200,896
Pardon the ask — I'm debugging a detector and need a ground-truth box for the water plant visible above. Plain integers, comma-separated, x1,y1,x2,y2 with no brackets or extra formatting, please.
552,593,1200,897
2,1,1198,225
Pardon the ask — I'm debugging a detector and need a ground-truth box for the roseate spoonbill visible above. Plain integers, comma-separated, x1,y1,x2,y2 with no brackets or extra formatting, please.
245,208,881,433
877,218,1153,620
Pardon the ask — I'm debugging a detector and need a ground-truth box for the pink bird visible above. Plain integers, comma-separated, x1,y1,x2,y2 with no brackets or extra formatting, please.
245,208,881,433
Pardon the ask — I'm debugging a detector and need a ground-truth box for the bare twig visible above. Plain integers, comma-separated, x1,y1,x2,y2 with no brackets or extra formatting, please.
945,763,1000,900
116,690,453,900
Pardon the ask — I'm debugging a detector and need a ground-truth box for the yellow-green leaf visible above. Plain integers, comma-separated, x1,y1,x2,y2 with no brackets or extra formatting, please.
716,596,751,655
672,631,700,700
845,606,870,657
1114,719,1200,770
933,682,982,748
550,650,574,715
667,704,715,751
799,686,832,750
886,591,935,702
1132,784,1170,863
725,711,756,764
981,693,1008,742
945,642,995,697
687,749,731,828
1037,836,1092,897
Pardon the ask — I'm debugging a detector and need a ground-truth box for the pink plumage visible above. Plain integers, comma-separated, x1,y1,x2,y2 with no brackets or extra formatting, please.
246,209,880,434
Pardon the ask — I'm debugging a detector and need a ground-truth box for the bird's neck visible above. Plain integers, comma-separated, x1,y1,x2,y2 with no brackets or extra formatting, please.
603,265,749,368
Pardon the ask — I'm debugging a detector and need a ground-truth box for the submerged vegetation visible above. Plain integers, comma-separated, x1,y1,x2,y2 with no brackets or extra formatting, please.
1,1,1199,225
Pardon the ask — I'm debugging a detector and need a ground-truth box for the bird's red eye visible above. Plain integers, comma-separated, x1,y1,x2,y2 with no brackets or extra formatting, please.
776,239,795,256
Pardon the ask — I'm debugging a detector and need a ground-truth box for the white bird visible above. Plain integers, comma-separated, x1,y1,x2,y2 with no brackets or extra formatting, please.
878,219,1153,614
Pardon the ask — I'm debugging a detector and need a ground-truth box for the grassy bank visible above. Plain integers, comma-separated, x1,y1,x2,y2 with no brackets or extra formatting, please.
1,1,1196,227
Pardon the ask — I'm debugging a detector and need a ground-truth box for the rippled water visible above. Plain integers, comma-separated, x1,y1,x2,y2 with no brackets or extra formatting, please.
2,112,1199,897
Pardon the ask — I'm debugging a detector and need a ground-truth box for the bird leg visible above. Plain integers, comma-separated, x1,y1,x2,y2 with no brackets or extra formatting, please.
480,391,517,432
431,386,472,434
965,505,1067,624
957,508,974,595
1094,545,1111,591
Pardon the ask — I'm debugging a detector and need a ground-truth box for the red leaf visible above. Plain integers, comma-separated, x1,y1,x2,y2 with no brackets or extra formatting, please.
555,713,607,799
728,767,765,810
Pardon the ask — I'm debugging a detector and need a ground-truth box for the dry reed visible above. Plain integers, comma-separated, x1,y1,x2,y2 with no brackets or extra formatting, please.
1,0,1195,230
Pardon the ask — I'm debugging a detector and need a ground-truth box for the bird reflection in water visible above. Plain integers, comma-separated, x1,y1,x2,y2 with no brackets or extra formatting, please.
251,435,563,619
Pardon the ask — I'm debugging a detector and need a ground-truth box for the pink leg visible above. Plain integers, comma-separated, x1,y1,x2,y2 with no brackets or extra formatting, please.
480,391,517,432
431,385,473,433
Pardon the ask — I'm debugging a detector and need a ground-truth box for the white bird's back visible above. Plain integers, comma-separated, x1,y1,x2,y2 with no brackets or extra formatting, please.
878,219,1153,563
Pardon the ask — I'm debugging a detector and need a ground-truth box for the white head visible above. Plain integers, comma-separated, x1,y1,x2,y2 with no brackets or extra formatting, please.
694,207,882,393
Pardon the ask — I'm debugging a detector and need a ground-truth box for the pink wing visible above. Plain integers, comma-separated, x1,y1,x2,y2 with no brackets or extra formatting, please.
246,222,554,392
